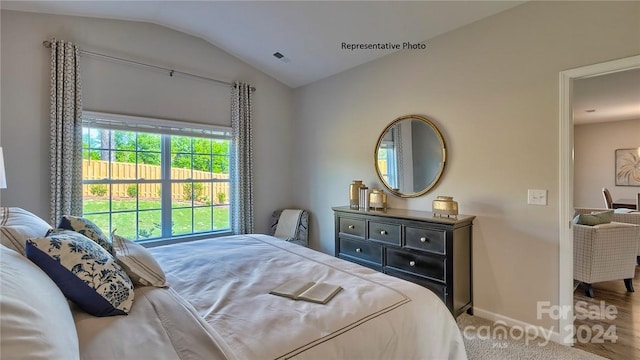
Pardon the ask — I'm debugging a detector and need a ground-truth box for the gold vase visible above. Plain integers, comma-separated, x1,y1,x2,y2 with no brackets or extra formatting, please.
369,189,387,210
432,196,458,217
349,180,363,209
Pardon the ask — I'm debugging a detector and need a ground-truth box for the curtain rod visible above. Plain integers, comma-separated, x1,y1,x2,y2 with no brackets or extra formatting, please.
42,40,255,92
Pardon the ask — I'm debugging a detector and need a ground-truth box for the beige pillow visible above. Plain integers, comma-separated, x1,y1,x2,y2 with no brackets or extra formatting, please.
0,207,52,256
112,233,168,288
0,244,80,359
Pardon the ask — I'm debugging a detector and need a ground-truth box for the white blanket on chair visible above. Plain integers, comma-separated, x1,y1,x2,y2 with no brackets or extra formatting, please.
274,209,302,240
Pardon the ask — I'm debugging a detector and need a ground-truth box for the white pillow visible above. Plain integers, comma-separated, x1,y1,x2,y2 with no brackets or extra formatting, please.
0,207,52,256
0,244,80,359
112,233,168,288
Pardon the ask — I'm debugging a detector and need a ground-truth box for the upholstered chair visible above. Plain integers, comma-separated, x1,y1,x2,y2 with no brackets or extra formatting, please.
575,207,640,264
573,222,640,297
269,209,309,247
602,187,613,209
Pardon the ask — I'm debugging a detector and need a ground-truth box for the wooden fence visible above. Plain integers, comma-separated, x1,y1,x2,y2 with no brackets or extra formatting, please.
82,159,229,203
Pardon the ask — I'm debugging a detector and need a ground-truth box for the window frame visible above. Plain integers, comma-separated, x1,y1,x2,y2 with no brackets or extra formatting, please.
81,111,233,244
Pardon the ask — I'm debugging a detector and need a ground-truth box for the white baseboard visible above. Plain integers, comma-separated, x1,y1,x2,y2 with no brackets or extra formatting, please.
470,307,568,345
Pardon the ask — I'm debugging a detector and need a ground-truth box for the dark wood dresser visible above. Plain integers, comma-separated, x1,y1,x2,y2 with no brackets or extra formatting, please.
333,206,475,317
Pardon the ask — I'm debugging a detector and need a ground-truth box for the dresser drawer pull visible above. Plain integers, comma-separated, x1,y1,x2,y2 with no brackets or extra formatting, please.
355,248,362,253
380,230,387,235
348,225,355,229
420,237,427,242
409,261,416,267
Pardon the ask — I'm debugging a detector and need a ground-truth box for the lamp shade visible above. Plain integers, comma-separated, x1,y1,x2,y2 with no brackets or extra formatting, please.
0,147,6,189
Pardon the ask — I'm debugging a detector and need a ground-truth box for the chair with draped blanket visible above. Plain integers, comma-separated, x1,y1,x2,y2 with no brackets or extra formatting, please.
269,209,309,247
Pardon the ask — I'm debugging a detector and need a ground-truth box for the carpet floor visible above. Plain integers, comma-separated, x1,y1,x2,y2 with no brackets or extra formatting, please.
457,314,608,360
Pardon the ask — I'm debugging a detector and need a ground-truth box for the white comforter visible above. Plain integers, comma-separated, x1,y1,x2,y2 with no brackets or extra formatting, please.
73,285,235,360
150,234,467,360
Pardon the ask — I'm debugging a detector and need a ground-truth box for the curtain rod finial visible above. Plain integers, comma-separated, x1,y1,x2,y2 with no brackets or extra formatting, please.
43,40,52,48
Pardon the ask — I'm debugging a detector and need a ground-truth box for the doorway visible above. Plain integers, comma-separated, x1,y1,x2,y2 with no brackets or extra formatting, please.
559,55,640,344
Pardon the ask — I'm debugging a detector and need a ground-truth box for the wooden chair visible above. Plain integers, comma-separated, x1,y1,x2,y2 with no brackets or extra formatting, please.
602,187,613,209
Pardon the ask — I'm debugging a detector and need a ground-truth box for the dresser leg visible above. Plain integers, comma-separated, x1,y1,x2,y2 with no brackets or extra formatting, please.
624,278,634,292
466,307,474,315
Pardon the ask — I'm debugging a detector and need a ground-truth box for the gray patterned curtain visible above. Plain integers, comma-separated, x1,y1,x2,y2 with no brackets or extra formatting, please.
49,39,83,225
230,82,254,234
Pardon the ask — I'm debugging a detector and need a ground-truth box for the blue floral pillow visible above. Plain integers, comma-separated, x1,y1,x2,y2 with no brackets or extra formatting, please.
25,230,134,317
56,215,113,254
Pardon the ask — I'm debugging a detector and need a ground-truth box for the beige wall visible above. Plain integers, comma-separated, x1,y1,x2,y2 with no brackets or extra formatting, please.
0,10,294,232
575,119,640,208
293,1,639,329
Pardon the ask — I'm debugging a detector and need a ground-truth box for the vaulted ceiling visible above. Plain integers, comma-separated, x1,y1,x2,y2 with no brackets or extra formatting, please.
1,0,524,88
2,1,638,123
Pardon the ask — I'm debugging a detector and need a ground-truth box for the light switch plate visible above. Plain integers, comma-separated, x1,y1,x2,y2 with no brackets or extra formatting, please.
528,189,547,206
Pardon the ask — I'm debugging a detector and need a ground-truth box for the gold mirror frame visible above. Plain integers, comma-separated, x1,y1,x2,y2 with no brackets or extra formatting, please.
374,115,446,198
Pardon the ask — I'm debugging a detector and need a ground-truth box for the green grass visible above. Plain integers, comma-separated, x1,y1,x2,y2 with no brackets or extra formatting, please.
83,199,230,241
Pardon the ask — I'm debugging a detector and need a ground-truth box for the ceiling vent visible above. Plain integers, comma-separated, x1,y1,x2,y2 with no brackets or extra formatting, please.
273,52,291,64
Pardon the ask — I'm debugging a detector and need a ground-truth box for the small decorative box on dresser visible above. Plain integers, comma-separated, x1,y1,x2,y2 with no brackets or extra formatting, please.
333,206,475,317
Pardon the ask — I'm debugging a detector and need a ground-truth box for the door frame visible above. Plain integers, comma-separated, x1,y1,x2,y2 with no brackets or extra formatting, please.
558,54,640,344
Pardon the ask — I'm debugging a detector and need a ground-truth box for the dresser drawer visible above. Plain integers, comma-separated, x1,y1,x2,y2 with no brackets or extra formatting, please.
405,227,446,254
339,217,365,238
386,248,445,282
367,221,401,245
339,255,383,272
339,238,382,265
385,268,447,303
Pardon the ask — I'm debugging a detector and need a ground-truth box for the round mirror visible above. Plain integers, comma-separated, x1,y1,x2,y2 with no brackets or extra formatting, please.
375,115,446,198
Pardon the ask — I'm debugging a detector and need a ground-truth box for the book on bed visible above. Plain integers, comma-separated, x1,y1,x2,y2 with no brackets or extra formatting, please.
270,278,342,304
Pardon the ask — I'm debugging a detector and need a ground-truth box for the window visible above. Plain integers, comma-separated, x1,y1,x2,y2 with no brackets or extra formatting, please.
378,128,398,189
81,112,232,242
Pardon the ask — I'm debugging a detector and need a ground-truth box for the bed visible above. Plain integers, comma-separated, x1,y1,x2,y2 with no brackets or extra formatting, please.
0,207,467,359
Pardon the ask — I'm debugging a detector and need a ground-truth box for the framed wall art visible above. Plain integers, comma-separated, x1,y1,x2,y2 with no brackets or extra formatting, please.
615,148,640,186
